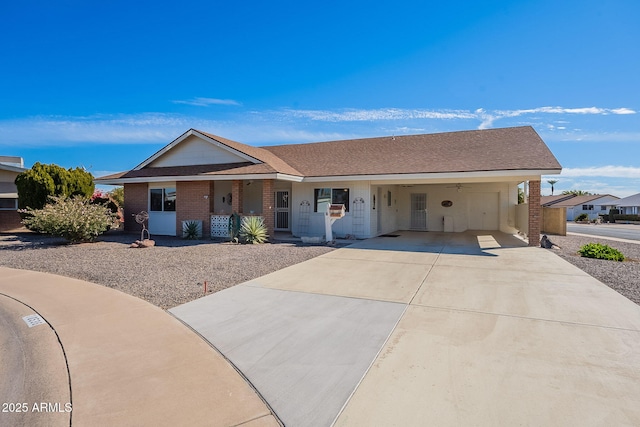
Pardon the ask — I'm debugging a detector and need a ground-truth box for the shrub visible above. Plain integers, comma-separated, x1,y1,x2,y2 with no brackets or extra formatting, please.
108,187,124,209
239,216,268,244
20,196,116,243
574,213,589,222
182,220,201,240
613,214,640,222
578,243,625,262
15,163,94,210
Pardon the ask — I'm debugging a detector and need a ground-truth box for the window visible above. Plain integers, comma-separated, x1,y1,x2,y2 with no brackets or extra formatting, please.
314,188,349,212
600,206,608,211
582,204,594,211
0,198,17,210
150,188,176,212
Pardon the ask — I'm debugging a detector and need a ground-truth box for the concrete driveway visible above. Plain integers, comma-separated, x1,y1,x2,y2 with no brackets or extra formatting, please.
171,230,640,426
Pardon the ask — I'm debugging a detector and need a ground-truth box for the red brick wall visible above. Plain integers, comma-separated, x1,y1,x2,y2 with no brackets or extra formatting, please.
528,180,541,246
0,211,24,231
262,179,275,237
176,181,211,237
232,180,244,214
124,183,148,233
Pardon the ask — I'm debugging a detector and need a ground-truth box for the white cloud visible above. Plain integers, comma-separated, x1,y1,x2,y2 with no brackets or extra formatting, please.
560,166,640,179
283,108,476,122
172,97,242,107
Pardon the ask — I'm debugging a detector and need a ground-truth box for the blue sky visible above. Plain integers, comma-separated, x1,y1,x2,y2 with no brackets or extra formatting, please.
1,0,639,196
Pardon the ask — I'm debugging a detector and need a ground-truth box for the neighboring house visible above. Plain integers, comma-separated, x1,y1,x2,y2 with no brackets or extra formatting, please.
0,156,26,232
543,194,620,220
614,192,640,215
95,126,561,246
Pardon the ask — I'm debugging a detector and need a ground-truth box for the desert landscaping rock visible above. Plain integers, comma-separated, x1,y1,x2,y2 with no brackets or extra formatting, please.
0,231,335,309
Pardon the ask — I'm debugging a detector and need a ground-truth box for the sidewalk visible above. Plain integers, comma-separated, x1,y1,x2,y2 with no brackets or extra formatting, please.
0,267,278,426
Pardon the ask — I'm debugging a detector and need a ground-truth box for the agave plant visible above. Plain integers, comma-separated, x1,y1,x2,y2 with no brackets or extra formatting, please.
182,220,201,240
239,216,268,244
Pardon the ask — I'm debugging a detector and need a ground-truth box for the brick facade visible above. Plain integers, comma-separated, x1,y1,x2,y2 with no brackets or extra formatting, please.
0,211,24,231
262,179,275,237
123,183,148,233
176,181,211,237
231,180,244,214
528,180,541,246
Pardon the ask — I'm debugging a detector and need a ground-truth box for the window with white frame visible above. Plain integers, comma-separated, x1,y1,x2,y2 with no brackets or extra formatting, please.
150,188,176,212
314,188,349,212
582,204,594,210
0,198,17,210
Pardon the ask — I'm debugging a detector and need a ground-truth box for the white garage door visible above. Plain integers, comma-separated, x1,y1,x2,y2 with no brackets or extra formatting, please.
468,192,499,230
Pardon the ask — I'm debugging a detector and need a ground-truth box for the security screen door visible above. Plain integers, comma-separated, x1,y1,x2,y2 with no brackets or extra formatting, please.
410,193,427,230
274,190,290,230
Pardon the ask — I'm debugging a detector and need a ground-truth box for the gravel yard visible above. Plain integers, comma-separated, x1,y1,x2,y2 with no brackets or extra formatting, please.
1,231,638,309
0,231,336,309
544,233,640,305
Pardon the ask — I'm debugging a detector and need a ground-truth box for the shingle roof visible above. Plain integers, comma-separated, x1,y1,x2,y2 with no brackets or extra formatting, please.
263,126,561,177
540,195,576,206
99,162,276,180
96,126,561,182
549,195,617,208
615,192,640,207
196,130,303,176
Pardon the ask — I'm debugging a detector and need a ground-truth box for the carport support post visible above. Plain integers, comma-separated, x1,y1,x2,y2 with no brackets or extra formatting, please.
528,180,541,246
231,180,243,214
262,179,275,237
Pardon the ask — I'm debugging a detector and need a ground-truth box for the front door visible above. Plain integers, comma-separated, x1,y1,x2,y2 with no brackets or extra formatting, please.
410,193,427,230
274,190,290,230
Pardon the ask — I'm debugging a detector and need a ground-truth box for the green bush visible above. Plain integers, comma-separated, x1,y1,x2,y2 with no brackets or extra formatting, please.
20,196,116,243
613,214,640,222
239,216,268,244
578,243,625,262
574,213,589,222
15,163,94,210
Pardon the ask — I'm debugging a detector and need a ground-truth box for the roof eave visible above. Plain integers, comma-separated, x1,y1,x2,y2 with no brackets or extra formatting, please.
94,173,301,185
301,169,562,183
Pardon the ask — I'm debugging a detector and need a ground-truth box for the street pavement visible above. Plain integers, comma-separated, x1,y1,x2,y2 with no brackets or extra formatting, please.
568,222,640,242
0,294,70,427
0,267,279,427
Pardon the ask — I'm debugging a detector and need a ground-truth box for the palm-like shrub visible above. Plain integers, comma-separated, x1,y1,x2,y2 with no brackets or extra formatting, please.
21,196,116,243
239,216,268,244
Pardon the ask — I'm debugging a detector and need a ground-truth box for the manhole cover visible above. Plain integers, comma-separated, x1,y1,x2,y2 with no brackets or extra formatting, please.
22,314,46,328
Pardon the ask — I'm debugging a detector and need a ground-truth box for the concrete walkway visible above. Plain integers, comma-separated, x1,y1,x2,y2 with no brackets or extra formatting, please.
0,267,279,426
172,231,640,426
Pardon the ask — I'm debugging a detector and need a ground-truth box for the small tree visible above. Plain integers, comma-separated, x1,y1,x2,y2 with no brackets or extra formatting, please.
21,196,116,243
108,187,124,209
15,163,94,210
547,179,559,195
562,190,593,196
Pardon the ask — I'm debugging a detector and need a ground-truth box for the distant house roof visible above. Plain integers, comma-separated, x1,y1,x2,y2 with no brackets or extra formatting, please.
540,194,576,207
615,192,640,207
96,126,561,184
546,194,619,208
